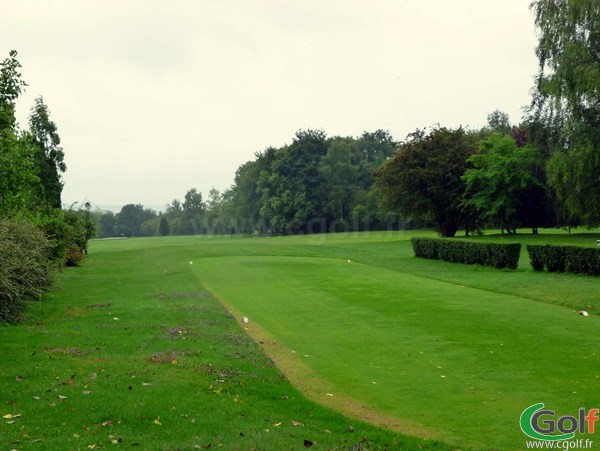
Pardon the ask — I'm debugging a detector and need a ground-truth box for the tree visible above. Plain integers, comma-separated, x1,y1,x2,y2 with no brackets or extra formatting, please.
0,51,38,215
232,147,277,233
182,188,205,234
115,204,155,237
0,50,27,132
258,130,328,234
530,0,600,225
29,96,66,210
462,134,543,235
98,211,116,238
319,137,359,225
375,126,477,237
486,109,512,135
158,217,170,236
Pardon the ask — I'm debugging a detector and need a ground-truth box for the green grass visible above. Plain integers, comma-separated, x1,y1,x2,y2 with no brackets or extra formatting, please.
2,229,600,449
0,234,450,450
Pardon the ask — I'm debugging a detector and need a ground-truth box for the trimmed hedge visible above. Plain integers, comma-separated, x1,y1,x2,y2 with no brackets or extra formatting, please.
526,244,600,276
411,237,521,269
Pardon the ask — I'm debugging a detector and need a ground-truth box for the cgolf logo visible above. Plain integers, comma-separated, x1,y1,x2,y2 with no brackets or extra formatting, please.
520,403,598,442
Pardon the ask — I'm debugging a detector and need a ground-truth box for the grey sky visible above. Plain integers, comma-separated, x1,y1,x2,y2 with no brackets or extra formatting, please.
2,1,539,211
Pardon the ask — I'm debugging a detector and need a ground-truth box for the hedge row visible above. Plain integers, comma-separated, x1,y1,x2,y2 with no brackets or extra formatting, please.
527,244,600,276
0,220,54,323
411,237,521,269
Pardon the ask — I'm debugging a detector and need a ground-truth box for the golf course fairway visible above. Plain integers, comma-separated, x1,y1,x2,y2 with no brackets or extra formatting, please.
193,254,600,449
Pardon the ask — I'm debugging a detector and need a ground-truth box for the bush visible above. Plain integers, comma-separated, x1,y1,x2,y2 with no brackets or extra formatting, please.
34,209,89,266
411,237,521,269
526,245,546,271
0,219,54,323
526,244,600,276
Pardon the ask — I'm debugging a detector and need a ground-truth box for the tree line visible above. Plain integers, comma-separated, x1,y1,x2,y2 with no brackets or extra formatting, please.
1,50,94,322
95,0,599,238
94,129,399,238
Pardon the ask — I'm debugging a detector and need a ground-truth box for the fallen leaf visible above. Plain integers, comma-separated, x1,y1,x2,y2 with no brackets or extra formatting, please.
58,395,67,400
142,382,151,386
15,375,23,382
292,420,302,427
3,414,21,419
153,417,162,426
274,422,282,427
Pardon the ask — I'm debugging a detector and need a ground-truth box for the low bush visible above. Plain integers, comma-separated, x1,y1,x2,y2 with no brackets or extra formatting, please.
0,219,54,323
526,245,546,271
526,244,600,276
411,237,521,269
34,209,91,266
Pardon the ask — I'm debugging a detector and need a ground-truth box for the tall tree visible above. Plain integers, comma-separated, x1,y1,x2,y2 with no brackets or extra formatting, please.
486,109,512,135
114,204,155,237
182,188,205,234
0,50,27,132
158,216,170,236
232,147,277,233
462,134,543,235
98,211,116,238
0,50,37,215
29,96,66,210
375,126,477,237
530,0,600,224
258,130,328,234
319,137,359,224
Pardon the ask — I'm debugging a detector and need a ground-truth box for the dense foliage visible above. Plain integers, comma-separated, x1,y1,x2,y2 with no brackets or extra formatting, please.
95,130,399,237
530,0,600,225
411,237,521,270
0,219,54,323
376,126,477,237
527,244,600,276
0,51,93,321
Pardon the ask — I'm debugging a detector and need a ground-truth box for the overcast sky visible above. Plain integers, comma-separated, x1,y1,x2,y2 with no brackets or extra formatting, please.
2,1,539,212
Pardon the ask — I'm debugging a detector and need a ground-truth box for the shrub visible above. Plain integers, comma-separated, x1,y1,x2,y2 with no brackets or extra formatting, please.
527,244,600,276
411,237,520,269
544,245,567,272
0,219,54,323
34,209,89,266
526,245,546,271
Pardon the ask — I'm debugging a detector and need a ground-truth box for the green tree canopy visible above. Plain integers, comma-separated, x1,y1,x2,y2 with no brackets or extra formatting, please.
462,134,542,235
530,0,600,225
29,96,66,210
375,126,477,237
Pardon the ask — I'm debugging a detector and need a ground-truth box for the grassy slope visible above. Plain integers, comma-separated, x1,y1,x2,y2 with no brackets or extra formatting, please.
0,236,449,450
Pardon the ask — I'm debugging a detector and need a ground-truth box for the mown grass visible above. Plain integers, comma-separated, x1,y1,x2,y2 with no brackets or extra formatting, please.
2,229,600,449
194,254,600,449
0,235,451,450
